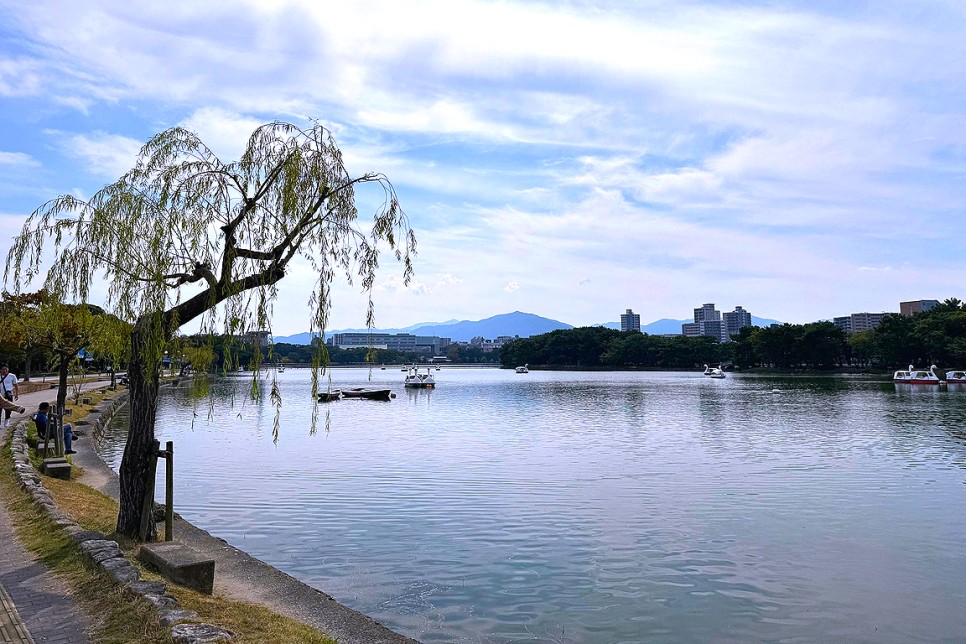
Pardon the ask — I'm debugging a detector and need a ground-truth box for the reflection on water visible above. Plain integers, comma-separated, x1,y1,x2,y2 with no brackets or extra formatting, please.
99,369,966,642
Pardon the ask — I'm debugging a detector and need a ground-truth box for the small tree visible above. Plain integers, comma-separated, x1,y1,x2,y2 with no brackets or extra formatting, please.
6,121,415,539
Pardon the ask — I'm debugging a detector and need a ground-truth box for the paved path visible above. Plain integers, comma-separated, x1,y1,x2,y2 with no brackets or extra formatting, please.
0,380,114,644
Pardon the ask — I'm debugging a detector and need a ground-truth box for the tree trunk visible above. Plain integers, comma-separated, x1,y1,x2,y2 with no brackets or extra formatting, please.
56,354,69,415
115,319,162,540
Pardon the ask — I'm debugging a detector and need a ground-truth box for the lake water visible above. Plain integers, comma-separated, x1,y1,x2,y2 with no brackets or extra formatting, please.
98,368,966,643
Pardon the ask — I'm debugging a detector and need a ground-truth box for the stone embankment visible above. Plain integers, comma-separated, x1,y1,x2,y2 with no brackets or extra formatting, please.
9,389,234,643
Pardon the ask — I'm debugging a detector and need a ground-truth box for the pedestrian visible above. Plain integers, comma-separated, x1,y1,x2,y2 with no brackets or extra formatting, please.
0,364,19,427
32,402,77,454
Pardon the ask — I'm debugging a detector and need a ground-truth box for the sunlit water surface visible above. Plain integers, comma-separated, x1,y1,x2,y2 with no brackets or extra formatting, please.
98,369,966,642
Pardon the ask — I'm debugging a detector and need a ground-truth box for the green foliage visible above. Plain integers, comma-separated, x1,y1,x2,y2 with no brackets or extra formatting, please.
501,327,727,369
501,300,966,371
4,120,416,539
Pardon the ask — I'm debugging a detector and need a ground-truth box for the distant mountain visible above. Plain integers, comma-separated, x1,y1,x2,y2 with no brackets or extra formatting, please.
273,312,783,345
273,312,573,345
273,331,322,345
410,312,572,342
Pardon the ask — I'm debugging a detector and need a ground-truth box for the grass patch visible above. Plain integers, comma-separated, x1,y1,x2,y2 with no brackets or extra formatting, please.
43,475,335,643
0,438,172,643
8,388,337,643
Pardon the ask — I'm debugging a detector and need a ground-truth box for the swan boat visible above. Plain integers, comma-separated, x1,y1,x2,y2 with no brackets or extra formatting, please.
515,364,529,373
703,364,726,379
404,366,436,388
893,365,944,385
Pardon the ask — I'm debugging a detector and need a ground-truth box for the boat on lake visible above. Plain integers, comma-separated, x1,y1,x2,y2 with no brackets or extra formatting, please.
404,366,436,388
342,387,394,400
515,364,529,373
318,389,343,402
704,364,725,379
945,369,966,385
893,365,944,385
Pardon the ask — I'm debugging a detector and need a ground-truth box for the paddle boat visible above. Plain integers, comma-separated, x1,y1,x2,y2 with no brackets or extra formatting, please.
945,369,966,385
893,365,944,385
515,364,529,373
704,364,725,379
404,365,436,388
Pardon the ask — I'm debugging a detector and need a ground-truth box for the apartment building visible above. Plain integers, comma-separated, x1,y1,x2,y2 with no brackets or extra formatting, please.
620,308,641,332
832,312,888,333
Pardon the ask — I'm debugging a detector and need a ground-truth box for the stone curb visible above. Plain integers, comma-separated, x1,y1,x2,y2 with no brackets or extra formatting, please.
9,387,234,644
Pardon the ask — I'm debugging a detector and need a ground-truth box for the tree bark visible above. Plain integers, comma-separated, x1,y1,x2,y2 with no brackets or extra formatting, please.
115,318,162,539
56,354,69,415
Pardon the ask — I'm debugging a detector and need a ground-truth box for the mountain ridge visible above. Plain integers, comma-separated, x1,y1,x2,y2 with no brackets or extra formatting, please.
273,311,783,345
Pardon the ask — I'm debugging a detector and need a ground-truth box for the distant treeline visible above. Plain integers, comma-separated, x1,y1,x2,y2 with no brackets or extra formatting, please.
499,299,966,370
189,335,501,369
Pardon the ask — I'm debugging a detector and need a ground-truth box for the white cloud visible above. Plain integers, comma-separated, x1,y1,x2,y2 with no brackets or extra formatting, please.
504,281,520,292
2,0,965,331
0,58,43,96
180,108,266,161
0,152,39,166
58,131,143,178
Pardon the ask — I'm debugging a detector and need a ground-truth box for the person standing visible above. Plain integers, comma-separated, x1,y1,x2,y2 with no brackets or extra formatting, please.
0,365,20,427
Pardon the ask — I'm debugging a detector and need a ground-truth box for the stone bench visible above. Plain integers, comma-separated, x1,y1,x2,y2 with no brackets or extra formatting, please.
138,542,215,594
41,457,71,480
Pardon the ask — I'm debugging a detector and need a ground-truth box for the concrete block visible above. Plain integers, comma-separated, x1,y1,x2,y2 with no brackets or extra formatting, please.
41,458,71,480
138,542,215,594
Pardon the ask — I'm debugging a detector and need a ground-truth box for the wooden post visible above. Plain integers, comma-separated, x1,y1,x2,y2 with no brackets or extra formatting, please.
165,441,174,541
50,409,64,457
138,440,160,542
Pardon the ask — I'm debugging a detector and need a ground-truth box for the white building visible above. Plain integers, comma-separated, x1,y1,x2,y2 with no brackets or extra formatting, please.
620,309,641,332
684,303,726,342
723,306,753,341
832,312,888,333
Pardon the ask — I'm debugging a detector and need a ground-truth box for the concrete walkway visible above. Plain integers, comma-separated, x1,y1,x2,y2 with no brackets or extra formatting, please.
0,381,111,644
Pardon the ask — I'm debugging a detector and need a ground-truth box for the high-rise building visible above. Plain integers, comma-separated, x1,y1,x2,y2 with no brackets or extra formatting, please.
693,303,720,323
683,303,725,342
723,306,753,340
832,312,888,333
620,308,641,332
900,300,939,316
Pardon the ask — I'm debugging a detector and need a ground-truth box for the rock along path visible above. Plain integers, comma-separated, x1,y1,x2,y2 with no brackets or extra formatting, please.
0,380,110,644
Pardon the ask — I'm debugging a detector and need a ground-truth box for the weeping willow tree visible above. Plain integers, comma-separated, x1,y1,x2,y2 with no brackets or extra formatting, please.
5,121,415,539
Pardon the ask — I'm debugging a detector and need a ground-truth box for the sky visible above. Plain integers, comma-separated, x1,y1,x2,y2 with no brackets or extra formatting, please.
1,0,964,335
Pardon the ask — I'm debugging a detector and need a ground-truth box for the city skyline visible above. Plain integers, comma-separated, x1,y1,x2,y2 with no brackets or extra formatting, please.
1,2,964,335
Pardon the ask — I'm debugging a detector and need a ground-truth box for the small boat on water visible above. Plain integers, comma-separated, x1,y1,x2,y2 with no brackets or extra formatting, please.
318,389,342,402
404,365,436,388
893,364,944,385
515,364,529,374
704,364,725,378
342,388,394,401
944,369,966,385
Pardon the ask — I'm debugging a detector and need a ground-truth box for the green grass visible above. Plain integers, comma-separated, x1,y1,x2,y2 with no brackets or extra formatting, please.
4,387,337,643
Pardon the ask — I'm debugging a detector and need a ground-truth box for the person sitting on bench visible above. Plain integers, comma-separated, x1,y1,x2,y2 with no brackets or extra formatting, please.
32,402,77,454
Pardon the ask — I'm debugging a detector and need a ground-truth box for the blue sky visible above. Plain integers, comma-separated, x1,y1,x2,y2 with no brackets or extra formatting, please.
1,1,963,335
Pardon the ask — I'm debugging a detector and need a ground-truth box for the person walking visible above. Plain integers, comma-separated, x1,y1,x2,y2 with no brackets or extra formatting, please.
0,364,19,427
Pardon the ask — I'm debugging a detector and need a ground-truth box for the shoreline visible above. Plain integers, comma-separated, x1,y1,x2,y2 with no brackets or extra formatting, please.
26,383,418,643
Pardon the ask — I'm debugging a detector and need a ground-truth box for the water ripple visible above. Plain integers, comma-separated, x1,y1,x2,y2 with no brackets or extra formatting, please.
99,369,966,642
